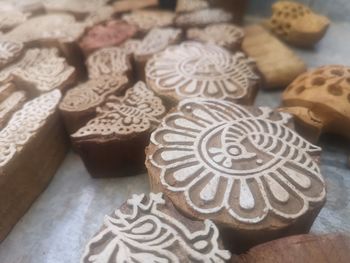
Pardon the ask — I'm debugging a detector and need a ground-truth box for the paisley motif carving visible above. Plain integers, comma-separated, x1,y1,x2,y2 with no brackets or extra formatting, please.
81,193,231,263
0,48,76,93
147,99,326,226
146,41,259,104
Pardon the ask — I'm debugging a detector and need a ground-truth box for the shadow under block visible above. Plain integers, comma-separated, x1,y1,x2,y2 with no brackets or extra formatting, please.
0,91,68,242
242,25,306,89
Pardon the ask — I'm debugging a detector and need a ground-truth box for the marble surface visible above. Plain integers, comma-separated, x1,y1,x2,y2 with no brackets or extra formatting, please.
1,19,350,263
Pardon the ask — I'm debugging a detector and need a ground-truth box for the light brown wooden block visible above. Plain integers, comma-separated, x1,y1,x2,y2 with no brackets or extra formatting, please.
281,65,350,142
86,47,133,80
134,27,182,81
0,39,23,69
71,82,166,177
0,48,76,96
122,10,175,35
175,8,233,29
59,75,129,134
175,0,209,13
113,0,158,14
187,23,244,51
146,41,260,107
237,234,350,263
146,99,326,252
0,90,68,242
242,25,306,89
81,193,231,262
266,1,330,47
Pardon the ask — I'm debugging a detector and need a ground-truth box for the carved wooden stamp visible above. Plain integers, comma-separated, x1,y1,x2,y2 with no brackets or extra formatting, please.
82,193,231,263
0,39,23,69
176,0,209,13
187,23,244,51
175,8,233,29
146,99,326,251
242,25,306,89
113,0,158,14
0,90,68,242
0,48,76,95
119,39,142,55
71,81,166,177
146,41,260,106
266,1,330,47
122,10,175,35
59,75,129,134
281,65,350,142
237,234,350,263
79,20,138,56
0,5,28,32
134,27,182,81
0,89,26,130
86,47,133,80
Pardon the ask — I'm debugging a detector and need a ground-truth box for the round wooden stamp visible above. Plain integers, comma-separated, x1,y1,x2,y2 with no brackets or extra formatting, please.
146,41,260,106
81,192,231,263
71,81,166,177
187,23,244,51
146,98,326,250
79,20,138,56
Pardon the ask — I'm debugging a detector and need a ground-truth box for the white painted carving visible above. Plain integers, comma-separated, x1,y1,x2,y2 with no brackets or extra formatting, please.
87,47,130,79
146,41,259,102
175,8,233,27
0,90,61,166
0,48,75,93
149,99,326,224
176,0,209,13
0,39,23,68
81,193,231,263
72,82,165,139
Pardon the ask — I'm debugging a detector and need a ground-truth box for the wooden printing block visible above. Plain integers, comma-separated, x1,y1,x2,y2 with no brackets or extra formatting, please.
81,193,231,262
0,39,23,69
266,1,330,47
175,0,209,13
236,233,350,263
210,0,247,25
79,20,138,57
83,5,115,28
242,25,306,89
122,10,175,35
175,8,233,29
0,4,29,32
187,23,245,51
146,41,260,107
0,83,16,101
281,65,350,143
146,99,326,252
113,0,158,14
0,47,76,96
0,90,68,242
86,47,133,81
59,75,129,134
133,27,182,81
71,82,166,177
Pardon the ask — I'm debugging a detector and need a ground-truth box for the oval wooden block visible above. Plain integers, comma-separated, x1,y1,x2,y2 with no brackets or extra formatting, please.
79,20,138,56
146,98,326,251
281,65,350,142
86,47,133,80
146,41,260,107
237,233,350,263
82,192,231,263
122,10,175,35
175,8,233,29
187,23,244,51
71,82,166,177
0,48,76,96
266,1,330,47
59,75,129,134
175,0,209,13
0,39,23,69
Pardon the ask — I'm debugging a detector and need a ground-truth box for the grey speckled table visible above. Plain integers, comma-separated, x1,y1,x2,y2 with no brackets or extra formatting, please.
1,21,350,263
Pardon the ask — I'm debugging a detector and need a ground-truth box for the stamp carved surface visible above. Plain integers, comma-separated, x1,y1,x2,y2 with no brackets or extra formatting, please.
0,90,61,166
0,39,23,68
72,82,166,139
81,193,231,263
146,42,259,102
149,99,326,224
175,9,233,28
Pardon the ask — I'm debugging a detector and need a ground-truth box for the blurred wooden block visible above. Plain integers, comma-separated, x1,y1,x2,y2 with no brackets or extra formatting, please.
0,39,23,69
237,234,350,263
176,0,209,13
0,90,26,130
0,90,68,242
242,25,306,89
113,0,158,14
210,0,247,24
